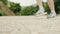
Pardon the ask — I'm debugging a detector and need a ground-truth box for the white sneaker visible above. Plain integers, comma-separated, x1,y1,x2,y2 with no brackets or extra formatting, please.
47,12,56,18
35,10,47,16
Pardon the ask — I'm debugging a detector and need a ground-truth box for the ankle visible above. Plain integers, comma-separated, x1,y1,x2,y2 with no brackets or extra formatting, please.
39,7,45,12
51,10,56,13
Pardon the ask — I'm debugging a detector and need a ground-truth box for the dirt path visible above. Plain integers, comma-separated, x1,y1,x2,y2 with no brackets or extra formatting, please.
0,16,60,34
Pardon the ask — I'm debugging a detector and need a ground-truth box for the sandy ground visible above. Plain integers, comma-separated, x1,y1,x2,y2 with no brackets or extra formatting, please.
0,15,60,34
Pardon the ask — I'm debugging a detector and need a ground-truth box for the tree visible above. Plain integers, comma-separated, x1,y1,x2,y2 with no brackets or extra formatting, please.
21,4,39,15
10,2,21,15
54,0,60,14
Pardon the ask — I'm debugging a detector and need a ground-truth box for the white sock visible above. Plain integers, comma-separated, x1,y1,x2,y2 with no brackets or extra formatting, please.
51,10,56,13
50,10,56,16
39,7,45,13
36,7,45,14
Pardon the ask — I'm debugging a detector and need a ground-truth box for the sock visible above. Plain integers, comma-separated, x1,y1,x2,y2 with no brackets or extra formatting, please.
50,10,56,16
39,7,45,13
51,10,56,13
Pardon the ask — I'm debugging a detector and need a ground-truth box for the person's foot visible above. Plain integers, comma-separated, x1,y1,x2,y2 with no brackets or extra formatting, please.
35,10,47,16
47,12,56,18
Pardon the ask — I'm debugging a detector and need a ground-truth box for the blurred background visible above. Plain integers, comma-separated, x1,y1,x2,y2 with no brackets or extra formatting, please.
0,0,60,16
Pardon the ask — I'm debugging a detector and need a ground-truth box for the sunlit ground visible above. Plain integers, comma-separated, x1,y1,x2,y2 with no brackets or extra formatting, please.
0,15,60,34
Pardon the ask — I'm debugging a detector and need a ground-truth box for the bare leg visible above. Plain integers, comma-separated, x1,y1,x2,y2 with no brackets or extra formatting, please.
47,0,56,18
36,0,44,9
36,0,47,16
47,0,55,12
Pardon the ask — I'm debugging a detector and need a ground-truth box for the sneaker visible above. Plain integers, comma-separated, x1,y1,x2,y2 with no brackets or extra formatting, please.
35,10,47,16
47,12,56,18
